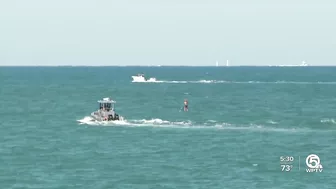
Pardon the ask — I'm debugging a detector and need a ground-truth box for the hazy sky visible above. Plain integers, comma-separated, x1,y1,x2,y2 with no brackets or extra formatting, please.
1,0,335,66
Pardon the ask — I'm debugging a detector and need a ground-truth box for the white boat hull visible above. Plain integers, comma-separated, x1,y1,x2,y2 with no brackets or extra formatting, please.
132,76,146,82
132,75,157,82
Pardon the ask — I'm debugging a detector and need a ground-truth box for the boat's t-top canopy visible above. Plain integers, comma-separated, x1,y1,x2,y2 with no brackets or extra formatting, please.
97,97,116,111
137,73,145,77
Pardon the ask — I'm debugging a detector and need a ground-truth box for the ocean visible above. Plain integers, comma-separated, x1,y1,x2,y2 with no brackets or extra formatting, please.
0,66,335,189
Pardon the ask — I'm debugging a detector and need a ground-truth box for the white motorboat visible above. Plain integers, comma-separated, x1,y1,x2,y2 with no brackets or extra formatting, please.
132,74,157,82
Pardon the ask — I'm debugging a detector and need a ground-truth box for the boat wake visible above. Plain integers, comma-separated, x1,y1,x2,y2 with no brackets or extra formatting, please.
132,80,336,85
321,118,336,124
77,117,321,133
77,117,191,127
77,116,128,125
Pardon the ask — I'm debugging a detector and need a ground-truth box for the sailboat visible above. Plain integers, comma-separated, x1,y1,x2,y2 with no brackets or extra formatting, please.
215,60,230,67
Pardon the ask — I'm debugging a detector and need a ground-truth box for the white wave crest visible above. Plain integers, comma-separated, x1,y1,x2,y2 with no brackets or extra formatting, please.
321,118,336,124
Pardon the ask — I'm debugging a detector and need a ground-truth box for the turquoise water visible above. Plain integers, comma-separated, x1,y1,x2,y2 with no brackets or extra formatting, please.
0,66,335,189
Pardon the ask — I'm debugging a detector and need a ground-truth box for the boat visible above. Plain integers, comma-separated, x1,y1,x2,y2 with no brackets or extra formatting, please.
88,97,124,121
300,61,308,66
131,74,157,82
271,61,309,67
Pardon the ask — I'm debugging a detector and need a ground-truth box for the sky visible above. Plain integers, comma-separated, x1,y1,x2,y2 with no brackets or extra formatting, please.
0,0,335,66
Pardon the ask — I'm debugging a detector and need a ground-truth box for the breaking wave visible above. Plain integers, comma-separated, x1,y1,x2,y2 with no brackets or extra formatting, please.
77,117,320,133
132,80,336,84
321,118,336,124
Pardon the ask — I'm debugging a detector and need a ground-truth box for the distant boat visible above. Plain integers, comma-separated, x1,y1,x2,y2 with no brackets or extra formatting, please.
215,60,229,66
274,61,309,67
300,61,308,66
132,74,157,82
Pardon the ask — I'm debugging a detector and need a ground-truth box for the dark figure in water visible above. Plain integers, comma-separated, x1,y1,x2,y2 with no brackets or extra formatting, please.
183,99,188,111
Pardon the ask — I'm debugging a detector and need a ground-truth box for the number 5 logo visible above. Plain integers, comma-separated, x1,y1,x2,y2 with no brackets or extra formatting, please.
306,154,320,169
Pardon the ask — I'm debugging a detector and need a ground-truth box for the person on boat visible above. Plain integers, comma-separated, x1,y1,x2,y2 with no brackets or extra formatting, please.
183,99,188,111
111,108,115,117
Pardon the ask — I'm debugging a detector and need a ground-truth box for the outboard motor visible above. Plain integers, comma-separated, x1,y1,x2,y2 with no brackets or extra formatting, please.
108,114,113,121
114,114,119,120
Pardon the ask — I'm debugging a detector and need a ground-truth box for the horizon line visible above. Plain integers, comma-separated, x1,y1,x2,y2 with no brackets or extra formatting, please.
1,65,335,67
